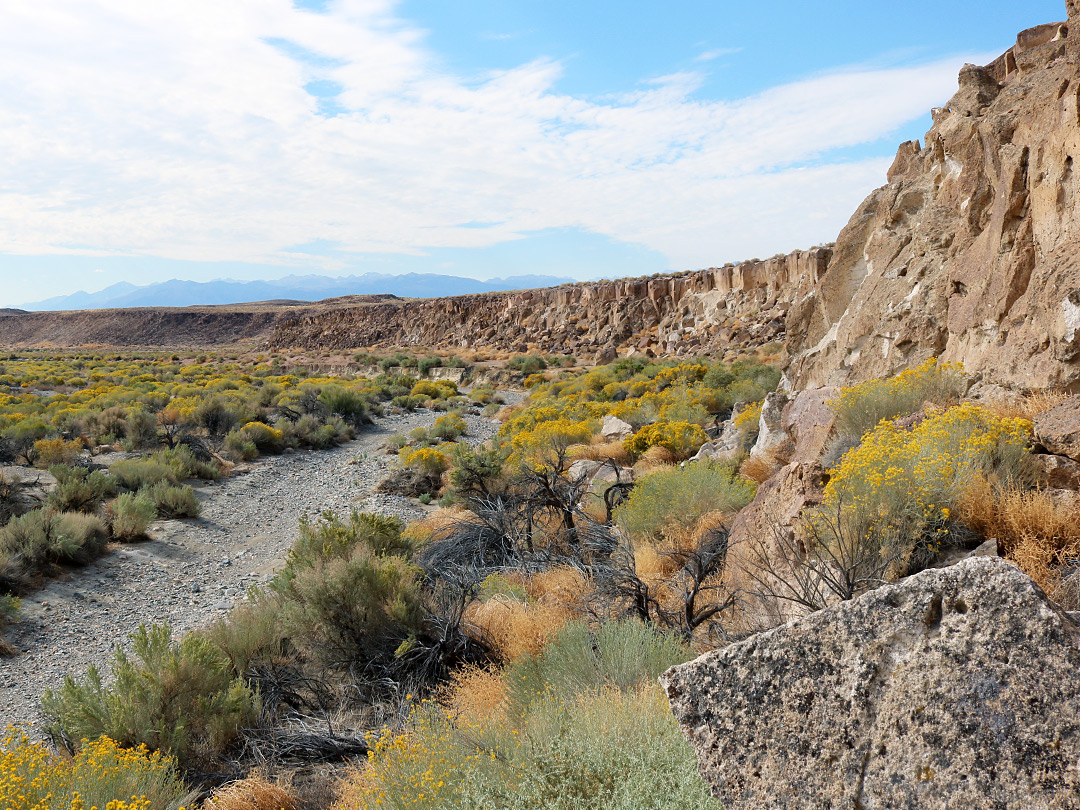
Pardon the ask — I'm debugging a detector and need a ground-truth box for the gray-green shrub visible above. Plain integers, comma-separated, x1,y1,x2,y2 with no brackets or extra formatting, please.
41,622,259,770
47,465,118,513
107,492,157,540
616,462,757,543
144,482,201,519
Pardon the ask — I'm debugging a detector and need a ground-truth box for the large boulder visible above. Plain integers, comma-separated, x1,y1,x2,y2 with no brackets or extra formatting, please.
1035,394,1080,460
749,391,792,463
780,386,837,464
662,557,1080,810
600,414,634,441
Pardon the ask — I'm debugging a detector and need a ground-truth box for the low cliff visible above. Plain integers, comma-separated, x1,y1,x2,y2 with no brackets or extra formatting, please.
264,248,831,359
785,12,1080,392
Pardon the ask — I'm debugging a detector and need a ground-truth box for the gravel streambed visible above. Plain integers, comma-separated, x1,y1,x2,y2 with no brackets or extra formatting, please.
0,405,507,732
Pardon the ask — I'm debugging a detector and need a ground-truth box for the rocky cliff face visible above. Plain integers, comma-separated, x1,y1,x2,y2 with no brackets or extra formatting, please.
263,248,831,359
785,12,1080,392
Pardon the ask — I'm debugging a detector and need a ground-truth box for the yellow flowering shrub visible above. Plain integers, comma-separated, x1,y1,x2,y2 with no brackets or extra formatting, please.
508,419,597,471
623,421,707,461
32,438,83,468
399,447,450,475
831,357,967,443
0,730,185,810
824,403,1032,561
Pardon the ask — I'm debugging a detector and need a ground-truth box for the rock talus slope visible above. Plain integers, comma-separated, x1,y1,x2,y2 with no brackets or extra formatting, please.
662,557,1080,810
786,10,1080,391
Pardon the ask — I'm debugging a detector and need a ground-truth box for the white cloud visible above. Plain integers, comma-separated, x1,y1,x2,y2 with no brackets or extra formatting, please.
0,0,982,275
695,47,742,62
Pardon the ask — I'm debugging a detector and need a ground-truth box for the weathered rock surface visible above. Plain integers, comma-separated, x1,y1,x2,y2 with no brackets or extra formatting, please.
748,391,791,463
601,414,634,441
662,557,1080,810
780,387,838,464
1036,394,1080,459
786,7,1080,392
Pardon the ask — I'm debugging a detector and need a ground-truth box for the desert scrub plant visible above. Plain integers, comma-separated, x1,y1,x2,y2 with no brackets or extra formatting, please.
108,458,178,491
623,421,708,461
0,730,187,810
0,509,109,583
143,482,201,519
41,622,259,771
107,492,157,541
431,413,467,441
223,430,258,461
0,595,20,655
337,622,718,810
822,403,1033,575
830,357,967,445
238,421,285,454
616,462,756,545
275,544,424,670
32,437,83,468
46,464,118,513
399,446,450,476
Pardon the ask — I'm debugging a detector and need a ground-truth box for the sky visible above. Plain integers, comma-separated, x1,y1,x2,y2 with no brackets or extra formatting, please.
0,0,1067,307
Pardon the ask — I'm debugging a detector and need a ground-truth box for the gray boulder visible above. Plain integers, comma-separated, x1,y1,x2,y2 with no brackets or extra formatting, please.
661,557,1080,810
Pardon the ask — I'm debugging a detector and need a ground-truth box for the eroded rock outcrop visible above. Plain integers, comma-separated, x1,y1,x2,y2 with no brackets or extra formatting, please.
263,248,832,358
786,7,1080,392
662,557,1080,810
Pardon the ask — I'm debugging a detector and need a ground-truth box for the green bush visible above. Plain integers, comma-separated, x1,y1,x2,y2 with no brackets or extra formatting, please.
109,458,178,491
144,482,201,519
274,511,420,669
284,510,410,572
349,622,717,810
223,430,258,461
319,385,372,426
47,465,118,513
0,509,109,574
277,546,423,669
41,622,259,770
152,445,220,481
616,462,756,543
417,357,443,376
107,492,157,541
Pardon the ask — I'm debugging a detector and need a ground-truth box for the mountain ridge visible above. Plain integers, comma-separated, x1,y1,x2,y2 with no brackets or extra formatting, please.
19,272,578,311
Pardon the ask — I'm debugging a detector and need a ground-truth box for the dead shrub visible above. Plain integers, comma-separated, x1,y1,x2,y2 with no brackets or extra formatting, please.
203,774,300,810
440,664,507,725
739,454,778,484
465,596,575,661
958,481,1080,607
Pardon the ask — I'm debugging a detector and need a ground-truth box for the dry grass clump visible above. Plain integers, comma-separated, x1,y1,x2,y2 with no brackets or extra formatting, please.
632,445,675,475
959,480,1080,607
464,567,587,661
739,454,778,484
400,506,474,547
494,404,521,423
440,664,508,725
203,774,300,810
570,439,632,466
985,390,1068,422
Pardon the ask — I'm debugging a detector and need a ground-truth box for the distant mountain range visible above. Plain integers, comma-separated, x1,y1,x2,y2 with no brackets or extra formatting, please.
19,272,576,311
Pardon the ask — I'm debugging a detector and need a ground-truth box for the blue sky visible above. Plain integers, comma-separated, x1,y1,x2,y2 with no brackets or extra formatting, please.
0,0,1066,306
